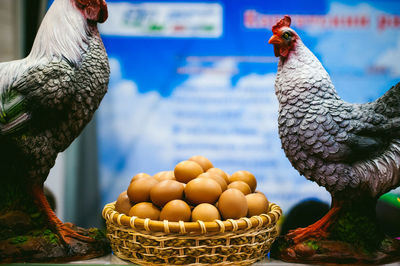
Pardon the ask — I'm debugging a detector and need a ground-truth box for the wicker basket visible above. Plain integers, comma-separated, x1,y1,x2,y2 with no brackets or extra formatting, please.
102,202,282,265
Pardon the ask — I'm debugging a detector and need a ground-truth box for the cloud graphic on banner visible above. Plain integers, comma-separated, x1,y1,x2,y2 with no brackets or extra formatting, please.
99,58,164,199
310,3,391,69
183,58,238,88
101,58,161,147
304,2,400,102
376,36,400,78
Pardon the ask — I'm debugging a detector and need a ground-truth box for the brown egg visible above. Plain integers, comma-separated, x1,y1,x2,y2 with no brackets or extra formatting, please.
228,181,251,195
218,189,248,220
129,202,160,220
246,193,269,217
115,191,132,215
255,190,266,196
150,180,184,207
127,177,159,203
130,172,152,183
160,200,191,222
207,168,229,184
153,171,176,182
197,172,227,191
184,178,222,205
229,170,257,192
188,155,214,171
174,160,204,183
192,203,221,222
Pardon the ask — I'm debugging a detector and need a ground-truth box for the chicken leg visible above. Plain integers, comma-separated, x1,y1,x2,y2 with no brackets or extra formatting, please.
32,185,95,246
286,198,341,244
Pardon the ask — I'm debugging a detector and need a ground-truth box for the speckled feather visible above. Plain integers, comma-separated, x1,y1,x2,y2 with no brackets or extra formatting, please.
0,32,109,185
275,38,400,197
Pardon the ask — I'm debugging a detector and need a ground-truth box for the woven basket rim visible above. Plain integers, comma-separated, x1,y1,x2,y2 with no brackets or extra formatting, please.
102,201,282,234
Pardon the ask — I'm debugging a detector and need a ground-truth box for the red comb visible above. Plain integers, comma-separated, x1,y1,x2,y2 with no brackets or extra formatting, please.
272,15,291,34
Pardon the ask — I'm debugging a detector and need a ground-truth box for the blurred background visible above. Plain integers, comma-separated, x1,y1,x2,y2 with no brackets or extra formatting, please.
1,0,399,235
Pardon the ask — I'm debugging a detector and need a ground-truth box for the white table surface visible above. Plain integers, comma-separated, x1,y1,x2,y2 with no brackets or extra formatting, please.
66,254,400,265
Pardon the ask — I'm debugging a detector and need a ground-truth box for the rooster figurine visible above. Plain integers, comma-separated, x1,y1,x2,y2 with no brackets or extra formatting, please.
269,16,400,263
0,0,109,262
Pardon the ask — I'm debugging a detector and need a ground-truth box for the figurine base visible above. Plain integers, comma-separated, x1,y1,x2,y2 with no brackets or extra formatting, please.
0,181,110,263
0,214,110,263
271,195,400,264
271,236,400,264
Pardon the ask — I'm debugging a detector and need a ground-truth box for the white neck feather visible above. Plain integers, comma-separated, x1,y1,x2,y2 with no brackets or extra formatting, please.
28,0,89,65
0,0,89,93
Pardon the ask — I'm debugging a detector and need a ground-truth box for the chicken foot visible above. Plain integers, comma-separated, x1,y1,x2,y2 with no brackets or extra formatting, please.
286,199,341,244
32,185,95,246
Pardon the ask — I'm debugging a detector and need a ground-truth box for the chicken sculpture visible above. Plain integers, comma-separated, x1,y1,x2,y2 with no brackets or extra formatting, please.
0,0,109,262
269,16,400,263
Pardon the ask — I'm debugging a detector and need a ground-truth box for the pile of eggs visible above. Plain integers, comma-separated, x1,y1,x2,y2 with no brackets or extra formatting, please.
114,156,269,222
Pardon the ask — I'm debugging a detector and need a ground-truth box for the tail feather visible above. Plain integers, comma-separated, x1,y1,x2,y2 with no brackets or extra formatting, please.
374,82,400,119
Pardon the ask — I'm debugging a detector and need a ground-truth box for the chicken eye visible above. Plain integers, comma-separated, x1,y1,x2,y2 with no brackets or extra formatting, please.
282,32,290,40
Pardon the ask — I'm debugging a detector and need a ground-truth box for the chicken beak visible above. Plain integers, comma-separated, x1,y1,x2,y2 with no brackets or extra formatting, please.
268,35,281,45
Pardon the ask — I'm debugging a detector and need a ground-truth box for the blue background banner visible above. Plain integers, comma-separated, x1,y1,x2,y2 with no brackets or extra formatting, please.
95,0,400,211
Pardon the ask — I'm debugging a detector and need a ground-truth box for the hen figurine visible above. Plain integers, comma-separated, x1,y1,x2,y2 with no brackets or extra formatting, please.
0,0,109,262
269,16,400,263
